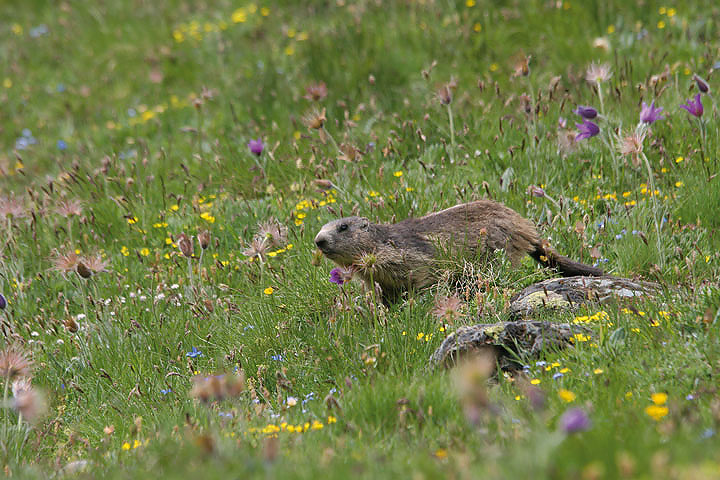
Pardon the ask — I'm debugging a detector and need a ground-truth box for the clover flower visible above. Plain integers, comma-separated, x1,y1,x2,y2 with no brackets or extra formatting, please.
639,101,664,124
680,94,703,117
575,120,600,141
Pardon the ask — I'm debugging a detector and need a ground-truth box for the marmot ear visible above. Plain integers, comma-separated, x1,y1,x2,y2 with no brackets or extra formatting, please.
359,217,369,230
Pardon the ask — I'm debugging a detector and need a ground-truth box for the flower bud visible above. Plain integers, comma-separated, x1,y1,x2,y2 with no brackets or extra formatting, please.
693,74,710,94
197,230,211,250
0,293,6,310
177,233,194,258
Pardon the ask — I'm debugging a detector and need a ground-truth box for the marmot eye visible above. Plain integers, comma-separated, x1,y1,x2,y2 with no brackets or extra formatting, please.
338,223,348,232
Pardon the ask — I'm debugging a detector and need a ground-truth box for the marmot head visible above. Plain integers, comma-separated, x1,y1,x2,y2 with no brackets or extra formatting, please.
314,216,374,266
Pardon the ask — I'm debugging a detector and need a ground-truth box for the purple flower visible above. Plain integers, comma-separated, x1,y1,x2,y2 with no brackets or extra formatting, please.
329,267,353,285
575,120,600,141
248,138,264,156
186,347,203,358
559,407,591,434
680,94,704,117
574,105,598,119
0,293,6,310
640,101,664,124
693,74,710,94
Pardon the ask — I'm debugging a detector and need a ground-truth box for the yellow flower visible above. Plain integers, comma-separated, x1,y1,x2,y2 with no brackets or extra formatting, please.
416,332,424,340
127,216,138,224
327,416,337,424
121,442,131,451
651,392,668,405
311,420,324,430
264,287,274,295
393,171,403,177
11,24,23,35
465,0,475,6
260,7,270,16
593,368,604,375
530,379,541,385
645,405,669,421
200,212,215,223
558,389,576,403
170,204,179,211
121,246,130,257
231,8,247,23
657,20,666,29
140,248,150,256
2,78,11,89
133,439,141,449
676,156,684,163
473,23,482,32
435,448,448,459
675,181,684,188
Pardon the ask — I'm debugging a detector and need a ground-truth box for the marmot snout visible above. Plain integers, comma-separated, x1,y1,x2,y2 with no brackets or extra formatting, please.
315,200,605,302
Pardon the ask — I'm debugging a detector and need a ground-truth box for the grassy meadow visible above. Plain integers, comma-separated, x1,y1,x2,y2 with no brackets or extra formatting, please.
1,0,720,477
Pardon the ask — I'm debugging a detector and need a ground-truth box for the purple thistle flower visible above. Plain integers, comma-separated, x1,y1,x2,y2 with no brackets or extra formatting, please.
640,101,664,124
680,94,704,117
0,293,6,310
559,407,591,434
575,120,600,141
247,138,264,156
574,105,598,119
693,74,710,94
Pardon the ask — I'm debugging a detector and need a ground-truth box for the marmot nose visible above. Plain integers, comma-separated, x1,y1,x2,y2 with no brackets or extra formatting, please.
315,235,329,250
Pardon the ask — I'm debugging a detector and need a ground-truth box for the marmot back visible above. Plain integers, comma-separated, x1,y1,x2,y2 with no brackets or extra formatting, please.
314,200,604,302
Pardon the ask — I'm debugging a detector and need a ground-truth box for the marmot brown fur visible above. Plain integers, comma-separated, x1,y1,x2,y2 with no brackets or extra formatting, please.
314,200,604,302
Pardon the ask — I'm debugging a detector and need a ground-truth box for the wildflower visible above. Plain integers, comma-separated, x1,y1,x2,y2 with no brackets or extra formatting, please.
639,101,664,124
680,93,703,117
76,262,93,279
287,396,297,407
575,120,600,141
57,139,68,151
618,129,646,167
55,199,83,217
302,108,327,129
645,404,669,421
186,347,203,359
303,82,328,101
51,250,80,274
0,348,33,380
12,383,46,423
651,392,668,405
243,236,270,260
0,293,5,310
574,105,598,119
558,389,576,403
559,408,591,433
257,218,288,248
586,62,612,85
177,232,194,258
197,230,211,250
527,185,545,197
436,82,454,105
329,267,353,285
264,287,274,295
432,296,464,322
0,196,27,219
248,138,264,156
693,74,710,94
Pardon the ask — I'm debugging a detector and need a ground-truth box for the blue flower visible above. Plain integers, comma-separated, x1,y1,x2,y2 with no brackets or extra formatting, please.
553,372,564,380
186,347,203,358
57,139,68,151
270,354,284,362
160,388,172,395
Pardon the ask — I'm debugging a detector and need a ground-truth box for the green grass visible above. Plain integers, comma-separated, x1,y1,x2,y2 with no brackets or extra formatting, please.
1,0,720,478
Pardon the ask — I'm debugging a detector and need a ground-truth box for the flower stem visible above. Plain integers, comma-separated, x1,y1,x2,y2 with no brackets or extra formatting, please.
640,152,664,268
